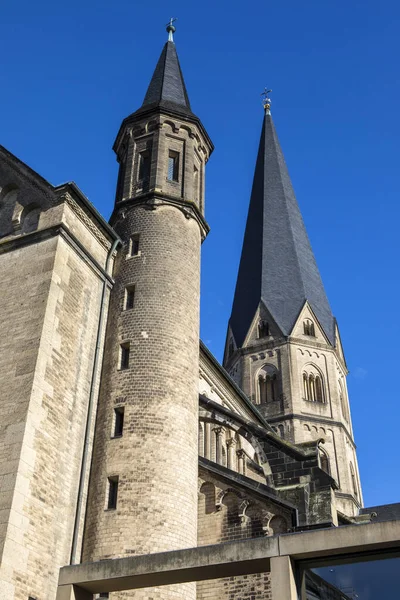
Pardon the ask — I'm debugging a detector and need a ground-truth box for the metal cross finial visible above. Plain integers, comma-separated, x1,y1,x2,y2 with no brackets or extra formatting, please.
261,88,272,114
166,17,177,42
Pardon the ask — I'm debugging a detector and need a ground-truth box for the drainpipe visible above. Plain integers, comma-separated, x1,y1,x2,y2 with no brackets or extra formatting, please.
70,236,120,564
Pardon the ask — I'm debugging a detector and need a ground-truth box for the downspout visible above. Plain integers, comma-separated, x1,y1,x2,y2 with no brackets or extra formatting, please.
70,236,120,564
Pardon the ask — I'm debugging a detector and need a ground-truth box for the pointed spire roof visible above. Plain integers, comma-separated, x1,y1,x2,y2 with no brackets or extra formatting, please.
140,40,193,117
229,112,335,347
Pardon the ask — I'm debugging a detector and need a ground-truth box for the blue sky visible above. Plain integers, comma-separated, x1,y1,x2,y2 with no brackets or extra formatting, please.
2,0,399,507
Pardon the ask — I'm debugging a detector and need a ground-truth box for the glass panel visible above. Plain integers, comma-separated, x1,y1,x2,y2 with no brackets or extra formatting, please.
303,555,400,599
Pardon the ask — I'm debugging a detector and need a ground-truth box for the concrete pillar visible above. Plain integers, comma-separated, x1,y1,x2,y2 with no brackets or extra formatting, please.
270,556,298,600
56,585,93,600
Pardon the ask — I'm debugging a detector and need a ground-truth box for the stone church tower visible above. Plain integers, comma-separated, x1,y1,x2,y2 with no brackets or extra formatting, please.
0,23,375,600
223,98,362,517
82,23,213,600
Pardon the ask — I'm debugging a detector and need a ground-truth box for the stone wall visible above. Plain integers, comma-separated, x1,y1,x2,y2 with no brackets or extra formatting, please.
196,469,288,600
0,157,115,600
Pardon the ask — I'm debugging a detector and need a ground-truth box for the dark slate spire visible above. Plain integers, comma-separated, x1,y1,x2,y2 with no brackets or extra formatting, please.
140,40,193,116
229,112,335,347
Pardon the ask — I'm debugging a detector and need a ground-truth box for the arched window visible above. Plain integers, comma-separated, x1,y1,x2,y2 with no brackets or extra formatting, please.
315,376,324,402
278,424,284,438
319,449,330,474
258,365,278,403
339,380,348,422
21,203,40,233
227,339,234,358
303,319,315,336
302,367,325,403
303,373,310,400
258,320,270,338
350,462,358,498
269,516,288,535
309,375,316,401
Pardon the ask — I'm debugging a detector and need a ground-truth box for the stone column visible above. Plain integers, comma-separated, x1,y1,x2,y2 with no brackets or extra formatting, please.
226,438,237,470
214,426,225,465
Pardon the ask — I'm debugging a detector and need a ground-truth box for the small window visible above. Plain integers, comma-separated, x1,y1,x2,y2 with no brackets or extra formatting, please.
113,407,125,437
125,285,135,310
258,320,270,338
138,151,151,181
167,151,179,182
228,339,234,358
120,343,130,370
350,462,358,498
193,165,199,200
107,476,119,510
303,319,315,336
129,234,140,257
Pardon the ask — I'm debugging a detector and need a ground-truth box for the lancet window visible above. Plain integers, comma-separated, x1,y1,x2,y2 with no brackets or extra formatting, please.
302,368,325,403
350,462,358,498
339,380,349,422
303,319,315,336
258,320,270,338
258,364,278,403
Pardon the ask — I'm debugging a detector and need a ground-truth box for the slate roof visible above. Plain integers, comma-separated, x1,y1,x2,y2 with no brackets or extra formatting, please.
360,503,400,522
138,40,193,117
229,113,335,347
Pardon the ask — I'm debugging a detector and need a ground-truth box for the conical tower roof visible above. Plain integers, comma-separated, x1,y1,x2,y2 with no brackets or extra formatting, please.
141,40,192,115
229,112,335,347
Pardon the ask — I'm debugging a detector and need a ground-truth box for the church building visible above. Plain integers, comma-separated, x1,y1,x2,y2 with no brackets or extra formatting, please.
0,23,396,600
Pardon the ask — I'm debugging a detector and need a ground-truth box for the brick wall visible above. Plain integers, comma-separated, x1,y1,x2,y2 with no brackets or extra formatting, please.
197,469,293,600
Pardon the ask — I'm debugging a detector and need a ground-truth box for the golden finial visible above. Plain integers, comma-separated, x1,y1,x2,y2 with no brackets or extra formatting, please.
261,88,272,114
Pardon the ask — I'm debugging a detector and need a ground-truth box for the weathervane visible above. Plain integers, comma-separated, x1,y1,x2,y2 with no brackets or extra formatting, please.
166,17,177,42
261,88,272,114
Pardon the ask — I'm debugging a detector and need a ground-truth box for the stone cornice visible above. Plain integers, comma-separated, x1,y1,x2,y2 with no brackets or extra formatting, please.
199,395,318,461
0,223,115,285
111,193,210,241
266,413,356,449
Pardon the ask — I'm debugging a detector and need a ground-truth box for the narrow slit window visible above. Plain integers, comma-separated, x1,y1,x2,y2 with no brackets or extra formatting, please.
125,285,135,310
193,165,199,200
120,343,130,370
107,476,119,510
129,234,140,257
167,151,179,182
113,407,125,437
138,151,150,181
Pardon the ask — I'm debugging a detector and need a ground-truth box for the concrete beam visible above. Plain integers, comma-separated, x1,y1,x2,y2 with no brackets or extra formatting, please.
279,519,400,559
57,520,400,595
59,537,278,593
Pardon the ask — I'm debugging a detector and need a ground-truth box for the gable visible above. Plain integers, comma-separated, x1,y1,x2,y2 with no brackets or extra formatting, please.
241,300,284,348
200,341,269,429
291,301,331,345
0,146,55,240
